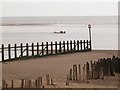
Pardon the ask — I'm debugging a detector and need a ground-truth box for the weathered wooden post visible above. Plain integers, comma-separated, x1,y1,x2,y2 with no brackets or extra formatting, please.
42,42,44,56
73,64,77,81
51,42,53,54
73,65,75,81
14,44,17,58
51,78,54,85
8,44,11,60
83,40,86,51
90,60,93,79
11,80,14,89
100,67,104,79
86,62,90,79
66,74,69,85
32,43,34,56
82,65,85,82
46,42,48,55
80,40,82,51
74,40,76,51
77,40,79,51
26,43,29,56
20,43,23,57
86,40,89,50
63,41,65,52
37,42,39,55
2,79,6,88
28,80,32,88
21,79,24,88
78,64,81,81
55,41,57,54
70,40,72,51
67,41,69,52
35,79,38,87
2,44,4,62
69,69,72,80
46,74,50,85
59,41,61,53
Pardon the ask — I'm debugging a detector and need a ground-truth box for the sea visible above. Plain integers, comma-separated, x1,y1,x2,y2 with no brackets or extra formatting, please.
0,16,118,60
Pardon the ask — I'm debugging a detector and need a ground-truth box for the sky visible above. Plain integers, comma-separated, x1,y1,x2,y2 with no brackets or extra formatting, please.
1,2,118,17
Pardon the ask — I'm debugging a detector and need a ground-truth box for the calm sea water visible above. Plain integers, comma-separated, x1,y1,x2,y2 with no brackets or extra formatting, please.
0,16,118,60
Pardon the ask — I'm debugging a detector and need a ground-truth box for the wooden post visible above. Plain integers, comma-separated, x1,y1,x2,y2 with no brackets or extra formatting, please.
67,41,69,52
28,80,32,88
14,44,17,58
26,43,29,56
74,40,76,51
2,44,4,62
83,65,85,82
84,40,85,51
69,69,72,80
89,40,92,51
21,79,24,88
37,43,39,55
46,74,50,85
87,40,89,50
35,79,38,87
90,60,93,79
20,43,23,57
80,40,82,51
2,79,6,88
51,79,54,85
8,44,11,60
77,40,79,51
51,42,53,54
59,41,61,53
11,80,14,89
46,42,48,55
55,41,57,54
42,42,44,56
70,40,72,51
73,65,75,81
100,67,104,79
66,74,69,85
32,43,34,56
40,76,43,86
73,64,77,81
86,62,90,79
63,41,65,52
78,64,81,81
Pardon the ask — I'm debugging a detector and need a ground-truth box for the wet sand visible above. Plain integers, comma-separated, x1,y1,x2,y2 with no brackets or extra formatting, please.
2,50,119,88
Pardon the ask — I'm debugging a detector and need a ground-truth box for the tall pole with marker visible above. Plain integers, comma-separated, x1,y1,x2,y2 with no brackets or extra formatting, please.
88,24,92,50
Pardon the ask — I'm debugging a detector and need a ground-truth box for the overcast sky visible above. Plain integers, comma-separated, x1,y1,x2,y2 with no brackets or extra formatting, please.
1,2,118,17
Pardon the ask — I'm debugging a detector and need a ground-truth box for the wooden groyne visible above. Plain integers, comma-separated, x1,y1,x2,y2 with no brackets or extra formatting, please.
1,40,91,62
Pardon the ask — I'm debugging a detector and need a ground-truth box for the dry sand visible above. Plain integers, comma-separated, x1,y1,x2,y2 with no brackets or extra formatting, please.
2,50,119,88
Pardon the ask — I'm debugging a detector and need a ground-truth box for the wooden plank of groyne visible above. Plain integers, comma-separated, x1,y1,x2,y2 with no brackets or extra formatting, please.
55,41,57,54
20,43,23,57
63,41,65,52
51,42,53,54
83,40,85,51
32,43,34,56
14,44,17,58
37,42,39,55
59,41,61,53
42,42,44,56
2,44,4,62
70,40,72,51
77,40,79,51
46,42,48,55
8,44,11,60
78,64,81,81
26,43,29,56
69,69,72,80
74,40,76,51
80,40,82,51
67,41,69,51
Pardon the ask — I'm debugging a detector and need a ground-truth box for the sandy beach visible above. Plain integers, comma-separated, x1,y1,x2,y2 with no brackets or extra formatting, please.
2,50,119,88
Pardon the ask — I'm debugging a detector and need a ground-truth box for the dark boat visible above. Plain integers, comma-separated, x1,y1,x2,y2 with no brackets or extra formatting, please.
54,31,66,34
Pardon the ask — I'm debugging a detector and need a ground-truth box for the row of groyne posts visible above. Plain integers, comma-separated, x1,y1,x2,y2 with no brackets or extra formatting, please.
66,55,120,85
2,55,120,89
1,40,91,62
